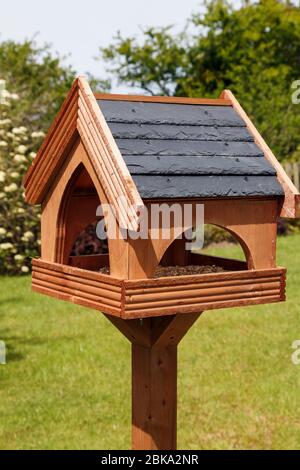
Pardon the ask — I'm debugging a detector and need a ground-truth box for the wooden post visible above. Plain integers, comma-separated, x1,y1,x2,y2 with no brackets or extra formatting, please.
105,313,201,450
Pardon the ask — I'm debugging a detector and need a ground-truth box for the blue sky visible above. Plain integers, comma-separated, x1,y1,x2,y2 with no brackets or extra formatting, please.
1,0,206,92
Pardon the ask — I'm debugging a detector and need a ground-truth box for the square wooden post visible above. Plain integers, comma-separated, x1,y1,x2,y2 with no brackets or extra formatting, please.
131,341,177,449
106,313,201,450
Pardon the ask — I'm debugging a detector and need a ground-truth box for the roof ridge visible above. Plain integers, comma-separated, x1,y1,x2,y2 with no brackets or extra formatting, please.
95,93,232,106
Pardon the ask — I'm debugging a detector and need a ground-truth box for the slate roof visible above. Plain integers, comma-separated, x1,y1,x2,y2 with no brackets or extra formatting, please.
98,99,284,200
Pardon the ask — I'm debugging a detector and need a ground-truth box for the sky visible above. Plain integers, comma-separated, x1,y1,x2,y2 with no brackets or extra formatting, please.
0,0,207,92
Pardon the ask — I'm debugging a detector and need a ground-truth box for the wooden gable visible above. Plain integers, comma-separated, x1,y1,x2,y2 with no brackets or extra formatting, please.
23,77,143,231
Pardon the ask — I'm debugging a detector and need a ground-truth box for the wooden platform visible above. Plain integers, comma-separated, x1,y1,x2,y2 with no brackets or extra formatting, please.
32,258,286,319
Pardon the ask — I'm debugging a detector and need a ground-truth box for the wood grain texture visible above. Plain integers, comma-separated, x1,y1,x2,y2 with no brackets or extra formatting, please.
40,139,85,262
31,259,285,319
23,81,79,204
122,267,285,318
77,80,143,230
126,198,279,278
220,89,300,218
24,77,143,231
95,93,231,105
105,312,201,450
40,139,112,264
131,342,177,450
32,259,122,316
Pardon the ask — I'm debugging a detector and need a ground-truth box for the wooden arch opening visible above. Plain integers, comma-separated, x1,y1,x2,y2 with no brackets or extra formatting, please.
158,224,248,277
55,163,109,272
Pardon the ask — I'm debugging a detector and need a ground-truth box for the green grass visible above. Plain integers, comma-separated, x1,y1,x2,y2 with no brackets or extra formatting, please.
0,234,300,449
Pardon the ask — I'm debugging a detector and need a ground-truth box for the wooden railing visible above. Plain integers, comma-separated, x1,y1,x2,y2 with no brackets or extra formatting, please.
282,162,300,190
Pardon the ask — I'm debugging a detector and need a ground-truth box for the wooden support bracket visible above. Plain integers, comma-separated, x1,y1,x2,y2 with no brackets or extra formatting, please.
105,312,202,450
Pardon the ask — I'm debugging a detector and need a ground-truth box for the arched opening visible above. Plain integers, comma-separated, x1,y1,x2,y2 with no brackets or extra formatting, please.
55,163,109,272
157,224,248,278
201,224,246,260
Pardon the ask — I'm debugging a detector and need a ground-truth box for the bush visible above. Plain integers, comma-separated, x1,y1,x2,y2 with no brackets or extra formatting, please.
203,225,237,247
0,80,44,274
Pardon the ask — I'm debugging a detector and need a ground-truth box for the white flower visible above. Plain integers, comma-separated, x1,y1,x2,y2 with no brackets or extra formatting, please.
0,118,12,126
17,208,25,214
4,183,18,193
29,152,36,159
21,266,29,273
10,172,19,179
12,127,27,135
0,192,5,199
14,254,24,261
0,227,6,235
22,231,34,241
0,242,13,250
14,154,27,163
0,171,5,183
16,144,27,154
31,131,45,139
0,140,8,147
1,89,10,99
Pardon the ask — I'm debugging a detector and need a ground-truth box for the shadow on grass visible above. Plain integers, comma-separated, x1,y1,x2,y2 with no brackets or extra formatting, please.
0,329,81,363
0,297,23,306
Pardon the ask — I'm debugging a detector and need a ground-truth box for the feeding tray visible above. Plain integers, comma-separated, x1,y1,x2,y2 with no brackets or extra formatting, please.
31,258,285,319
23,77,299,450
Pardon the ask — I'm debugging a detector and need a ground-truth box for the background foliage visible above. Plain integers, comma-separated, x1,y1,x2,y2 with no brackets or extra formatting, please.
0,81,44,274
0,40,76,132
100,0,300,162
0,41,76,274
1,1,300,273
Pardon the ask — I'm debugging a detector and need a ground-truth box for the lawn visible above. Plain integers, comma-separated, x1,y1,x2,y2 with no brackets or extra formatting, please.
0,234,300,450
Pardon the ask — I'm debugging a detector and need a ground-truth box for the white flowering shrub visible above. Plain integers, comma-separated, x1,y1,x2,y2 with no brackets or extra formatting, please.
0,80,44,274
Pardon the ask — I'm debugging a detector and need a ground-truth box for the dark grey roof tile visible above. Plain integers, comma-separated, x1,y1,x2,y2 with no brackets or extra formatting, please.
99,100,245,127
125,155,276,176
97,99,284,199
132,175,284,199
116,139,264,157
108,122,254,141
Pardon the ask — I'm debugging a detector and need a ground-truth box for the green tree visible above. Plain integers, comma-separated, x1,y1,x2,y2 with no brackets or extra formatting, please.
0,39,109,273
0,39,76,133
0,40,75,273
0,81,43,274
100,0,300,161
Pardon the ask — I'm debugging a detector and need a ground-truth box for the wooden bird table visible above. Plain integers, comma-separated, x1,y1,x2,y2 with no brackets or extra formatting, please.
23,77,298,450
